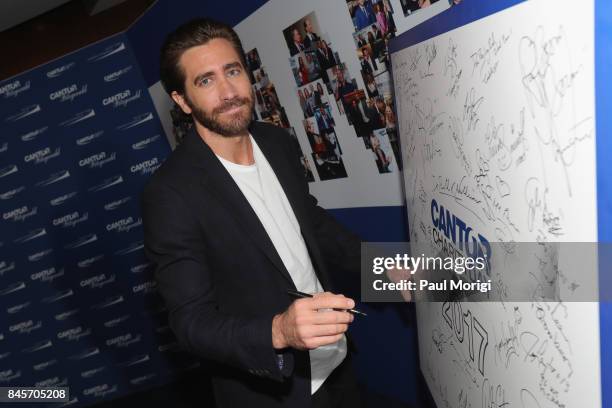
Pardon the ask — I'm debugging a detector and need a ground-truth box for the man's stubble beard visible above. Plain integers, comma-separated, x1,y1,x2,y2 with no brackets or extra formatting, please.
186,89,254,137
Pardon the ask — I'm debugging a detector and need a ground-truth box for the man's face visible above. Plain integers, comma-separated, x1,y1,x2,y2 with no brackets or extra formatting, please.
337,69,345,83
305,19,313,33
292,29,302,43
175,38,253,137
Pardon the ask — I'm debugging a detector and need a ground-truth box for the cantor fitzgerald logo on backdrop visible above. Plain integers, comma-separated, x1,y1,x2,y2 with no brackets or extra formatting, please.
0,79,31,98
46,62,75,78
20,126,48,142
87,41,126,62
49,83,88,102
5,104,40,122
430,198,492,274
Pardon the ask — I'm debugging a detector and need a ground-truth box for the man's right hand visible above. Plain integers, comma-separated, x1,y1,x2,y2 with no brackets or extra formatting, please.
272,292,355,350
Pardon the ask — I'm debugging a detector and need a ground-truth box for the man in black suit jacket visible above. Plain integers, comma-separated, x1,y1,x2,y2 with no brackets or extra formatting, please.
303,18,321,50
316,40,336,85
144,18,363,408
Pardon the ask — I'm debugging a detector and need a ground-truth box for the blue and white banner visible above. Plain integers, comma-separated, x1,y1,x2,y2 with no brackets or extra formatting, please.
0,34,199,406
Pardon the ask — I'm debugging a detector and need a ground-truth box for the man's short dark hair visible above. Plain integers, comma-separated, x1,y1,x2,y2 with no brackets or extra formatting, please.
159,18,247,96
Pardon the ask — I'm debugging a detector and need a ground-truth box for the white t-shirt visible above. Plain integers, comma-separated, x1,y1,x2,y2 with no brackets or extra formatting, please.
216,135,347,394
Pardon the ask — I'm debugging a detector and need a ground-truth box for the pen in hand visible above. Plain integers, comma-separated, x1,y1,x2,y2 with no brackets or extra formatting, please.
286,289,368,317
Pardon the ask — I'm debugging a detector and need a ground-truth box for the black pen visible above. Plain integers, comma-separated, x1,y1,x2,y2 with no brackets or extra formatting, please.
286,289,368,317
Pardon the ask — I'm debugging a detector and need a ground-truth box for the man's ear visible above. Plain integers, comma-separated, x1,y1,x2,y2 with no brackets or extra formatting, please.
171,91,192,115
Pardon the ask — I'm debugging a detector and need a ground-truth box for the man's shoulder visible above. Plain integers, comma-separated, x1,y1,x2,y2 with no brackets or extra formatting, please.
250,121,291,142
141,136,197,199
250,121,298,158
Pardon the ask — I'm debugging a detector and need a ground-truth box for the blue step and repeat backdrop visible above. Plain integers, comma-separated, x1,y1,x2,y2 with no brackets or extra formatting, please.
0,34,199,406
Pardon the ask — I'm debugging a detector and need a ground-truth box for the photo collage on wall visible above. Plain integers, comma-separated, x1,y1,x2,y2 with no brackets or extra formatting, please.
282,5,403,178
283,13,349,181
246,47,315,182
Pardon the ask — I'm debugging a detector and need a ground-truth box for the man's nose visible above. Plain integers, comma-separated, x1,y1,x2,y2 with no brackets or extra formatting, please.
218,76,238,101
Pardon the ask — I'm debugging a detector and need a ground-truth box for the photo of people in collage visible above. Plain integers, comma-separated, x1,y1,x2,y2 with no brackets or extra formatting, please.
283,13,349,180
346,0,401,172
247,47,315,182
398,0,440,17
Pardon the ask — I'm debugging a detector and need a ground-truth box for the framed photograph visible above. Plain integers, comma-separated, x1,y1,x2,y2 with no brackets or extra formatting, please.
283,12,323,55
289,51,322,87
297,79,331,119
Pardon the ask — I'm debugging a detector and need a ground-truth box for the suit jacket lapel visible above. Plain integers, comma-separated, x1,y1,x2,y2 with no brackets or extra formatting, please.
251,127,333,291
182,127,297,289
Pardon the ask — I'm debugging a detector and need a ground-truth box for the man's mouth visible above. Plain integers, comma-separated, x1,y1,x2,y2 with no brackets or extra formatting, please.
221,105,243,114
216,99,248,115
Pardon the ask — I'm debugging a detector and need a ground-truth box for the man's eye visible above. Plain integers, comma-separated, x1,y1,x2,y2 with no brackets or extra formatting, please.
228,68,241,77
198,77,212,86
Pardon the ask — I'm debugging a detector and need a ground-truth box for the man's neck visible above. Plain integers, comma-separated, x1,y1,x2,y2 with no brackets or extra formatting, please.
195,122,254,165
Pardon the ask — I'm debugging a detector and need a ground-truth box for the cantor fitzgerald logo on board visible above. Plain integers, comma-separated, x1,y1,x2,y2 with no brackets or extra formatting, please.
0,79,31,98
49,83,88,103
36,170,70,187
102,88,142,108
91,295,125,309
22,340,52,353
115,241,144,255
430,198,492,274
87,41,126,62
104,196,131,211
28,249,53,262
117,112,154,130
0,281,26,296
46,62,76,78
104,65,133,82
3,205,37,222
0,164,18,178
130,157,160,176
42,289,74,304
132,134,161,150
6,301,30,314
78,151,117,169
14,228,47,244
50,191,77,206
20,126,48,142
59,108,95,127
77,255,104,268
0,186,25,200
52,211,89,228
88,175,124,192
64,233,98,249
106,216,142,233
23,147,61,165
76,130,104,146
5,104,40,122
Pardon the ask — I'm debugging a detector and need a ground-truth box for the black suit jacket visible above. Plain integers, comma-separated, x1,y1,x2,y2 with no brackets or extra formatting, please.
303,32,320,50
317,48,336,71
288,41,304,56
141,121,361,407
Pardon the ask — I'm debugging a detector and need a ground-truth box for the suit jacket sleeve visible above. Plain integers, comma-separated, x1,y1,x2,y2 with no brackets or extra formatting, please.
141,181,293,382
284,134,362,279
